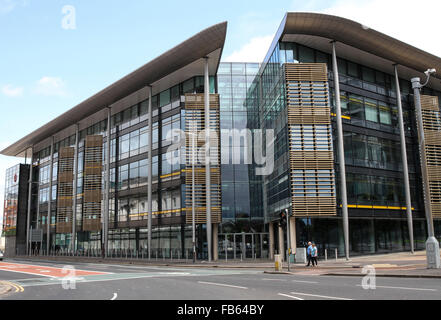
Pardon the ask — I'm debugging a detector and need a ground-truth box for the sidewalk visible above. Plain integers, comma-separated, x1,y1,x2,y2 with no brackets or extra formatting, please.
5,250,441,279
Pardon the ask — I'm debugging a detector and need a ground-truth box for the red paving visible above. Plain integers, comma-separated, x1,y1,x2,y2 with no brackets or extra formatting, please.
0,262,109,278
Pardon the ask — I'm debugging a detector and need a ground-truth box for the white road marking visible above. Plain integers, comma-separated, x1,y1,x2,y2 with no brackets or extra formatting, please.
0,268,55,278
262,278,284,281
197,281,248,290
291,280,319,284
356,284,437,292
290,291,352,300
278,293,304,300
262,278,318,284
111,293,118,300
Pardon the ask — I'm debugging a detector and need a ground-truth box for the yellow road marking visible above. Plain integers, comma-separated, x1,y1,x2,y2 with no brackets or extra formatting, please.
0,281,24,293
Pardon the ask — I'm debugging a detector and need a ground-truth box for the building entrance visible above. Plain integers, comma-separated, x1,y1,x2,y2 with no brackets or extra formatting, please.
218,233,269,260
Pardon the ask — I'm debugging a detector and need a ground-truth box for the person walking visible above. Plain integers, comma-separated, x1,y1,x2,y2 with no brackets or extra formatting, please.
306,242,312,267
311,244,318,267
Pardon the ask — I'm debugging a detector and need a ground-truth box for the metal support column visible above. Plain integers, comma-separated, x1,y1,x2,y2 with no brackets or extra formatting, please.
269,222,274,260
331,41,350,260
147,85,153,260
213,224,218,261
104,108,111,257
47,137,54,254
26,147,34,255
204,57,212,262
394,64,415,253
191,123,196,263
289,216,296,255
72,124,79,252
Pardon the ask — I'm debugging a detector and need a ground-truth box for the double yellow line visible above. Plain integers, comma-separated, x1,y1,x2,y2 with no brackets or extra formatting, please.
0,281,24,293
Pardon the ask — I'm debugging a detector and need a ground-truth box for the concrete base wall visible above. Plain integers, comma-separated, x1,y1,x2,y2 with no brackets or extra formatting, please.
5,236,16,257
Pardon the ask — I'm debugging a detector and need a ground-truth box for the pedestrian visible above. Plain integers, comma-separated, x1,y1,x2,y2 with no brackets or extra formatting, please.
311,244,318,267
306,241,312,267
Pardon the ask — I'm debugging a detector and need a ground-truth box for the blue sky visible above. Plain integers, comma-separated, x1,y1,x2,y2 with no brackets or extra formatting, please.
1,0,441,230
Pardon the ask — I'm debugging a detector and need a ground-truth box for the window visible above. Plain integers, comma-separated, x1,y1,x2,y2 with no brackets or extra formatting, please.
379,103,392,125
120,134,130,159
298,45,314,63
119,165,129,190
365,98,378,122
128,130,139,157
129,162,139,189
139,159,148,186
139,127,148,154
348,94,364,121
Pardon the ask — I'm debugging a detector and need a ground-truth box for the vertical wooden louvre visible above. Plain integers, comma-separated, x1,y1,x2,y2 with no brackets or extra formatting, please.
56,147,74,233
285,63,337,217
421,95,441,217
83,135,103,231
184,93,221,224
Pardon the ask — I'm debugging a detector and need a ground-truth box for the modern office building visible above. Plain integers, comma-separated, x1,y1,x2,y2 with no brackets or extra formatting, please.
2,12,441,260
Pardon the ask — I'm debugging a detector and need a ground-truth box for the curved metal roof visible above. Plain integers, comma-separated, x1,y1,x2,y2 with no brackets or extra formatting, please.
1,21,227,157
264,12,441,80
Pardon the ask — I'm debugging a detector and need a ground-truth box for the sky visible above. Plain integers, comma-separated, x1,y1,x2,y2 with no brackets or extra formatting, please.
1,0,441,232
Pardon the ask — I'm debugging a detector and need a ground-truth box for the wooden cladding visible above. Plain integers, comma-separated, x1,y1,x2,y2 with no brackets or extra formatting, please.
56,147,74,233
285,63,336,217
83,135,103,231
184,93,221,224
421,95,441,217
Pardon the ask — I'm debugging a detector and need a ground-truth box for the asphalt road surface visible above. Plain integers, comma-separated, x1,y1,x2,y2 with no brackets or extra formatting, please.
0,259,440,300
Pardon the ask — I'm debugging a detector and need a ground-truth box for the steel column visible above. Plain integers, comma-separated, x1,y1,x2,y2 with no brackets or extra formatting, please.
204,57,212,262
394,65,415,253
26,147,34,255
47,137,54,254
104,108,111,257
192,120,196,263
72,124,79,252
147,85,153,260
331,41,350,260
269,222,274,260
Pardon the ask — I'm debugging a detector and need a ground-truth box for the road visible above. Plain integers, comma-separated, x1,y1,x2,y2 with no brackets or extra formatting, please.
0,259,440,300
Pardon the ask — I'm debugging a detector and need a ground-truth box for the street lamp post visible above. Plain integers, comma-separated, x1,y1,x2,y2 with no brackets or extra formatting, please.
411,69,441,269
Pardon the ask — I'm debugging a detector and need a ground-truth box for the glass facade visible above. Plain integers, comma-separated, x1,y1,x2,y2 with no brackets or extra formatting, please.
246,38,441,257
29,75,216,259
2,165,20,236
217,62,264,234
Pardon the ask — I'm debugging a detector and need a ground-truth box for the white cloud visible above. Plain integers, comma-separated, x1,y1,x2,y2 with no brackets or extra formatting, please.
318,0,441,58
224,35,274,63
0,0,28,15
33,76,68,97
1,84,23,97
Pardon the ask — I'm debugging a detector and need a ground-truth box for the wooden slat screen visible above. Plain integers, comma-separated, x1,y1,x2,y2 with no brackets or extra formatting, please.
83,135,103,231
184,94,221,224
421,95,441,217
285,63,337,217
56,147,74,233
